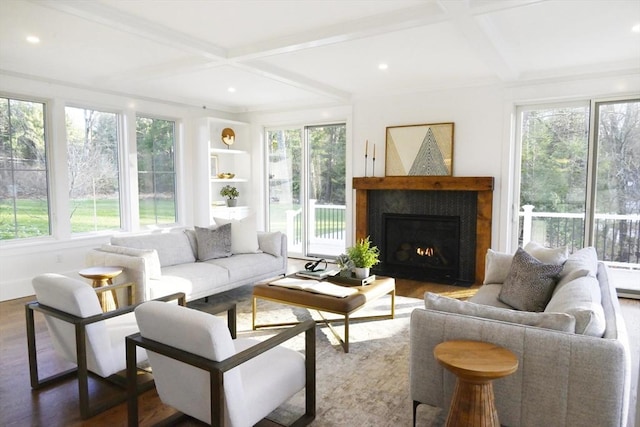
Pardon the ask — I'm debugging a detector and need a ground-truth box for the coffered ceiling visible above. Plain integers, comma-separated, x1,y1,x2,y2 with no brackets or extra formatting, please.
1,0,639,113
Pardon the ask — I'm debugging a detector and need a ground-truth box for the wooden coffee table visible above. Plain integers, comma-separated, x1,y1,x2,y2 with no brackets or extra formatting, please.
434,340,518,427
252,276,395,352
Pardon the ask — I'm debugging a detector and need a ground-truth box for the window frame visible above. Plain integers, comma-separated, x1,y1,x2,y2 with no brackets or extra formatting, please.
135,113,179,227
0,93,52,242
64,103,124,235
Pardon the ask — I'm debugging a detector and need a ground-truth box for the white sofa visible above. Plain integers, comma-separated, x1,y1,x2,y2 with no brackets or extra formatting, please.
86,226,287,303
410,244,631,427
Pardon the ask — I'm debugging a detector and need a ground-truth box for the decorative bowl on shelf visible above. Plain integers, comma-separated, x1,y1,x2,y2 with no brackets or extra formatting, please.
217,172,235,179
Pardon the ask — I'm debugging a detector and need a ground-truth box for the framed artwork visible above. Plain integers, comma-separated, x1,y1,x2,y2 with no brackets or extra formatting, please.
210,155,219,178
385,122,454,176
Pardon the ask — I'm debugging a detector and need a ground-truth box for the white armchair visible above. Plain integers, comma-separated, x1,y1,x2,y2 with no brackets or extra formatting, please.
127,301,316,426
26,273,185,419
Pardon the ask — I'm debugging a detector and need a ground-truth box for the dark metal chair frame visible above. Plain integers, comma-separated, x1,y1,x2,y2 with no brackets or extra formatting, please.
25,283,186,420
126,314,316,427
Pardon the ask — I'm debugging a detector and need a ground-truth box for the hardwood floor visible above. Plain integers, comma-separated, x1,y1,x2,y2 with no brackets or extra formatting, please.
1,260,636,426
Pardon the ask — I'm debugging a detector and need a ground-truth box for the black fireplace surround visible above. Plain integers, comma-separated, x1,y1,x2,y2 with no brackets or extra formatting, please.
369,190,477,286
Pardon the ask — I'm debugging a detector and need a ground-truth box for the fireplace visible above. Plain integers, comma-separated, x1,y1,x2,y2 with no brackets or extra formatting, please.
381,214,460,282
353,176,494,286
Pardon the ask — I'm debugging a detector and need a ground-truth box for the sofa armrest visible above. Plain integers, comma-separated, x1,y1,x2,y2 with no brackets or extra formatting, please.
256,231,288,271
86,249,153,304
410,308,630,427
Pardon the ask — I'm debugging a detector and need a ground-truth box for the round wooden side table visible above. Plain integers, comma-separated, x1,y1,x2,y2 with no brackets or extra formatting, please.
434,340,518,427
79,266,123,311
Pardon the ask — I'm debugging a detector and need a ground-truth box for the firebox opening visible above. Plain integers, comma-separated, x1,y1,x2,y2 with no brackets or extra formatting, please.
375,213,462,284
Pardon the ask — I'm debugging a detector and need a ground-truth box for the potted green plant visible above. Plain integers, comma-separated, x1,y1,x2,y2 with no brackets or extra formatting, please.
346,236,380,279
220,185,239,207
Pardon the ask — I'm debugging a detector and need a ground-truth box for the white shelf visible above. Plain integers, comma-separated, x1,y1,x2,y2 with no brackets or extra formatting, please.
210,148,247,155
210,178,248,183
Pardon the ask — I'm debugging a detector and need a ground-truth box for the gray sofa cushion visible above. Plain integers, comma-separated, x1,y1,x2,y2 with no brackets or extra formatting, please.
161,262,230,299
499,247,563,311
468,284,513,308
545,275,606,337
208,253,283,283
111,231,195,267
425,292,576,332
194,224,232,261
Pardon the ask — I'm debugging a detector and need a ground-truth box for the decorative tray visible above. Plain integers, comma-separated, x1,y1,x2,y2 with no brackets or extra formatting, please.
328,274,376,286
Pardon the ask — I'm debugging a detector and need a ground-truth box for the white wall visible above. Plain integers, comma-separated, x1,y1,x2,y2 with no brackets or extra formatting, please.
1,72,638,301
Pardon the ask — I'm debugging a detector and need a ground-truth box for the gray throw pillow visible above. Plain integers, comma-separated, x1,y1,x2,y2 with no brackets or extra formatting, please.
194,224,232,261
498,247,563,312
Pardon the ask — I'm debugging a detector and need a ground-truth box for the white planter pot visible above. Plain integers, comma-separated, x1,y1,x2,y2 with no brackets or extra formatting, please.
353,267,370,279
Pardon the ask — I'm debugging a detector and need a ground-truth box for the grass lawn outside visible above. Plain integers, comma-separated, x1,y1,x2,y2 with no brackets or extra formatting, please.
1,197,176,240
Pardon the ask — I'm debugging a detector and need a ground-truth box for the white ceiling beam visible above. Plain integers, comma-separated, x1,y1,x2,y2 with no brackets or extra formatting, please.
437,0,521,82
236,60,352,101
226,3,449,61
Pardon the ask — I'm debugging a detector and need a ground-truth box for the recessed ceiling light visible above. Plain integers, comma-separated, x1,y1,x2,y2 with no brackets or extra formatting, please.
227,87,236,93
26,35,40,44
378,63,388,70
632,23,640,33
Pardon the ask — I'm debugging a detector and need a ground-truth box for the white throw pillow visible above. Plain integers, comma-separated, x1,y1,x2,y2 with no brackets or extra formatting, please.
483,249,513,284
213,214,260,254
524,241,569,264
258,231,282,257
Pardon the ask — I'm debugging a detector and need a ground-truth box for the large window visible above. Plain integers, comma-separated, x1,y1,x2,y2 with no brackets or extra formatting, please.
267,123,346,258
136,116,176,225
66,106,121,233
516,98,640,291
0,97,49,240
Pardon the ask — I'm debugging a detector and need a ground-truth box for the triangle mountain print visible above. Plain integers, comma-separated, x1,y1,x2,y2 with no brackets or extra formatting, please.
408,128,448,175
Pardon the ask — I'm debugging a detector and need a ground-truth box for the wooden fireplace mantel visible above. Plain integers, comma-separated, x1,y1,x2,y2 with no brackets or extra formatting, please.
353,176,494,285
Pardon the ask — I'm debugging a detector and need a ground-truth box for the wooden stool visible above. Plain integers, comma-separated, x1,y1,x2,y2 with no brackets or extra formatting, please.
79,266,123,311
434,340,518,427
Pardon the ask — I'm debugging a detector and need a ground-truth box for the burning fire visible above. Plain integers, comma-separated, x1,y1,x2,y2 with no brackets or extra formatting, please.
416,247,435,257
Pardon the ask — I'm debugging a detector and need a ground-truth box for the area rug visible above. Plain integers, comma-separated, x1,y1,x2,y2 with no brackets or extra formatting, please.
189,285,445,427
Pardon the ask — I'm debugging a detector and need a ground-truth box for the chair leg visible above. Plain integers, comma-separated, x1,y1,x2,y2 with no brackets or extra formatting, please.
25,304,77,389
413,400,419,427
127,336,139,427
26,303,135,419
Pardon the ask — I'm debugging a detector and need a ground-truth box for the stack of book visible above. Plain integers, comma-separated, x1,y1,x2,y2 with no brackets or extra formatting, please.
270,277,357,298
295,269,340,280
